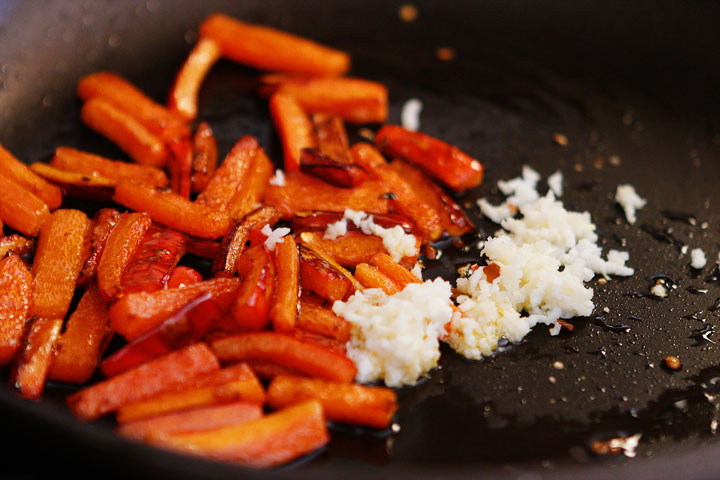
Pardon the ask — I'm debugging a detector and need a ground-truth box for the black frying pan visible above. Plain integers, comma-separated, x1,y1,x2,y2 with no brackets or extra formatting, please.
1,1,719,478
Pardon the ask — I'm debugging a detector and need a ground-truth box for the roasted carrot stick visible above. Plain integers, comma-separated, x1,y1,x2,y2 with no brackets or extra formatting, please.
190,122,218,194
247,360,304,380
47,284,111,384
166,135,194,199
10,317,62,399
166,266,203,289
300,148,369,189
199,14,350,76
299,230,417,268
374,125,484,192
269,93,316,172
0,174,50,237
0,254,32,365
0,144,62,210
267,376,397,429
77,209,121,287
113,180,231,239
118,402,262,440
269,236,299,332
29,162,116,202
109,277,240,341
210,331,356,383
0,235,35,260
81,97,168,168
149,399,329,468
67,343,220,421
312,114,350,162
354,262,402,295
229,147,274,221
96,212,152,301
369,252,422,289
297,294,351,342
258,75,388,124
287,329,346,355
31,209,90,319
120,227,187,295
299,248,352,303
298,241,363,299
168,37,222,121
196,136,257,212
232,244,274,332
50,146,168,187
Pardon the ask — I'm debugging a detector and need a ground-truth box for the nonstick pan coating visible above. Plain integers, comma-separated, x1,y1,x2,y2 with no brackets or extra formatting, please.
0,1,719,478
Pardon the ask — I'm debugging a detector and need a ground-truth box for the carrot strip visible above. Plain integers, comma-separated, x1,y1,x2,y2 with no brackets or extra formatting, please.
81,97,168,168
168,37,222,121
66,343,220,421
299,241,363,293
299,230,418,268
267,376,397,429
313,114,350,162
10,317,62,399
31,209,90,319
354,262,401,295
109,277,240,341
166,266,203,289
258,75,388,124
185,236,220,259
0,255,32,365
113,180,231,239
166,135,194,199
299,248,351,303
117,402,262,440
77,209,121,287
190,122,218,194
228,147,274,221
0,235,35,260
247,360,304,380
0,144,62,210
196,136,257,212
269,93,316,172
47,284,111,384
199,13,350,76
50,146,168,187
297,294,350,342
369,252,422,289
269,236,299,332
120,227,187,295
96,212,152,301
0,174,50,237
29,163,116,202
287,329,346,355
300,148,369,189
265,170,390,219
150,400,329,467
374,125,484,191
210,331,356,383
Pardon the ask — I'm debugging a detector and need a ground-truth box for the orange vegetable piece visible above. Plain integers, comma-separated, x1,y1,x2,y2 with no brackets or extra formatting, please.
232,244,274,332
31,209,90,319
354,262,402,295
297,294,350,342
0,174,50,237
96,212,152,302
267,375,397,429
269,236,299,332
47,284,112,384
29,162,116,202
369,252,422,289
269,93,316,172
113,180,231,239
10,317,62,399
185,236,221,259
77,209,121,287
229,147,274,221
0,235,35,260
246,360,304,380
81,97,168,168
0,255,32,365
287,329,346,355
199,13,350,76
196,136,257,212
210,331,356,383
149,399,329,468
66,343,220,421
300,148,370,189
299,249,351,303
299,230,418,268
166,266,203,289
0,144,62,210
120,227,187,295
117,401,262,441
190,122,218,194
168,37,222,121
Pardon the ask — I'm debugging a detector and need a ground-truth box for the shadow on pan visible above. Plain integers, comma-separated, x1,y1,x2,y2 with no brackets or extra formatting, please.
0,0,719,478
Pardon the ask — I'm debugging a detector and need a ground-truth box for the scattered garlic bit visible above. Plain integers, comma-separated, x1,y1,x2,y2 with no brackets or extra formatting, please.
552,132,568,147
615,184,647,224
398,4,418,22
609,154,621,166
268,169,286,186
477,165,540,223
435,47,455,61
547,170,563,197
650,283,668,298
261,224,290,251
411,262,424,280
691,248,707,269
400,98,423,132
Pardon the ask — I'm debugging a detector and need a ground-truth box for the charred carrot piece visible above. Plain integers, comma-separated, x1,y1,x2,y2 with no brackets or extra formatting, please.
190,122,218,194
0,255,32,365
210,331,356,383
313,114,350,162
31,209,90,319
265,170,390,219
96,212,152,302
369,252,422,289
0,174,50,237
232,244,274,332
299,248,351,303
352,143,442,241
268,376,397,429
388,159,474,237
375,125,484,191
196,136,258,212
168,37,222,121
269,236,299,332
299,230,418,268
229,147,274,221
116,364,265,424
287,329,346,355
10,317,62,399
300,148,369,189
118,401,262,440
212,206,281,276
113,180,231,239
297,294,350,342
77,209,121,286
81,98,168,168
67,343,220,421
109,277,240,341
185,236,221,259
0,144,62,210
269,93,316,172
166,135,194,199
167,266,203,289
47,284,111,384
51,146,168,187
200,14,350,76
29,163,116,202
354,262,402,295
0,235,35,261
120,227,187,295
258,75,388,124
299,241,363,294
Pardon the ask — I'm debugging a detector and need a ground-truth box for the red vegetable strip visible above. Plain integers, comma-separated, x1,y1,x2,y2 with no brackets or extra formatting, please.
120,227,187,295
269,93,316,172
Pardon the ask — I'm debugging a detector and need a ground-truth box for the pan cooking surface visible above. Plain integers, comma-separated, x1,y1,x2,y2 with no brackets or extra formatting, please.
0,1,719,478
